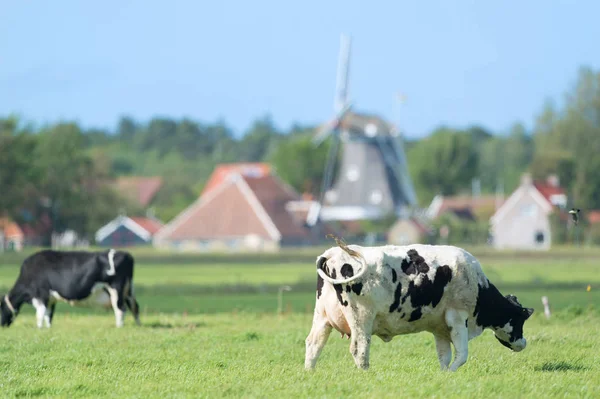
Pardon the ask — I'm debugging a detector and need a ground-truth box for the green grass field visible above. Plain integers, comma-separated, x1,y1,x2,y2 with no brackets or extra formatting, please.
0,249,599,398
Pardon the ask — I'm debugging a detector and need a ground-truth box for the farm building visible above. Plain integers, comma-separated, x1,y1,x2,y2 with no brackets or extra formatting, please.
490,174,567,250
114,176,163,208
201,162,271,195
0,218,24,252
95,215,163,247
387,217,432,245
427,194,503,221
154,166,318,252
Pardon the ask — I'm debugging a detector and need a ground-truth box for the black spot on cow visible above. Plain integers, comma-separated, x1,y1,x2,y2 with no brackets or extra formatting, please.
408,308,422,322
400,257,415,275
316,257,327,299
344,283,363,295
351,283,363,296
391,268,397,283
495,336,512,349
330,269,348,307
317,275,324,299
317,256,327,271
400,312,405,319
401,290,409,305
407,265,453,309
401,249,430,275
465,319,468,328
389,282,403,312
341,263,354,278
333,285,348,307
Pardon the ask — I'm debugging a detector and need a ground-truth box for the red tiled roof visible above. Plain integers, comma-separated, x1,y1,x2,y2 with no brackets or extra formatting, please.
202,163,271,196
115,176,163,207
159,177,274,240
533,182,565,203
0,218,24,239
587,210,600,224
157,172,315,242
130,217,163,235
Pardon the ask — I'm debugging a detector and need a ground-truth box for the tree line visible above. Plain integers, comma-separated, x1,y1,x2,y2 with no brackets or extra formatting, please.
2,67,600,243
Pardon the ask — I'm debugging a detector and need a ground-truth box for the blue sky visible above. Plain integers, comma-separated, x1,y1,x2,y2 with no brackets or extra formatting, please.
2,1,600,138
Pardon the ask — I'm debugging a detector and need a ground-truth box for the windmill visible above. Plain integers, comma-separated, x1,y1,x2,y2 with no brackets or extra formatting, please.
307,34,417,227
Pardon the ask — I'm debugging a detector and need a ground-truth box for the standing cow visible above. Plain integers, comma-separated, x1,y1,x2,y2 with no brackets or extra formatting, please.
1,249,141,328
305,243,534,371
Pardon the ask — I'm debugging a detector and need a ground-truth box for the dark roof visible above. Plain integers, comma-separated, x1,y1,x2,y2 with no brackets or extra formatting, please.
429,195,501,220
336,112,397,137
244,175,311,240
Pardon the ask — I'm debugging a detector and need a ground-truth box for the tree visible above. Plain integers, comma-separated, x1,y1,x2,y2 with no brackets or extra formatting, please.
31,123,124,239
532,67,600,209
503,123,534,191
268,131,331,195
117,116,138,143
407,128,479,205
0,118,39,218
238,115,282,161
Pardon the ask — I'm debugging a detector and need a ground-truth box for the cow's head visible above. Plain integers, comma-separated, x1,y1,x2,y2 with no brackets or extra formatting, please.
0,295,17,327
492,294,534,352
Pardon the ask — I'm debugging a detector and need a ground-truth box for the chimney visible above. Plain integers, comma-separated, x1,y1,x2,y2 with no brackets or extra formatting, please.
520,173,533,186
546,174,560,187
146,207,156,220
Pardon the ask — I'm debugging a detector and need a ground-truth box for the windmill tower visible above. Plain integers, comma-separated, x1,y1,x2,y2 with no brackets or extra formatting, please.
307,34,417,227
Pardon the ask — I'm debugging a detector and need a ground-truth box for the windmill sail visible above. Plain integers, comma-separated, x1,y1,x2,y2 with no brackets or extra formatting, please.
309,34,417,225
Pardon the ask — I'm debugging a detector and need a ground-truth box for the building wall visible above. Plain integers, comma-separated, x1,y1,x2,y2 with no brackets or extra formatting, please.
388,220,423,245
154,236,280,252
492,188,552,250
98,225,149,247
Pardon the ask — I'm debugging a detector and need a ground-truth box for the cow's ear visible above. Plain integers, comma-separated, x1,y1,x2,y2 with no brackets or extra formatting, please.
524,308,534,318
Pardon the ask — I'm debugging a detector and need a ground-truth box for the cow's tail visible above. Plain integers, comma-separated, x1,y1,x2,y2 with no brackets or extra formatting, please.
107,249,116,276
316,250,368,285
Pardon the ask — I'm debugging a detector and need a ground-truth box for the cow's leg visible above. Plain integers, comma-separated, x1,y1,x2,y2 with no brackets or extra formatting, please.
433,334,452,370
348,315,374,370
31,298,47,329
445,308,469,372
126,297,141,326
44,302,57,328
124,280,141,326
106,285,125,328
304,311,333,370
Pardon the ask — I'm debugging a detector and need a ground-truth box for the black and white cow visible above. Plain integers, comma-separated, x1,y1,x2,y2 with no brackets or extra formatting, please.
0,249,141,328
305,244,534,371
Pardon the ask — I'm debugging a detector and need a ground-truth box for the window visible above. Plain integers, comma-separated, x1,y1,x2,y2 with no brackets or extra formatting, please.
550,194,567,208
520,203,537,217
370,190,383,205
535,231,545,244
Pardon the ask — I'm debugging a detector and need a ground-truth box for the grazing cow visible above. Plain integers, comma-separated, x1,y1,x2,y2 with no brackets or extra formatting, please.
0,249,141,328
305,243,534,371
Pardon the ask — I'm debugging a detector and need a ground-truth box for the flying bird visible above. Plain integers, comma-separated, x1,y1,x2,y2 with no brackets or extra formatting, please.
569,208,581,225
